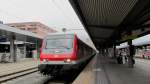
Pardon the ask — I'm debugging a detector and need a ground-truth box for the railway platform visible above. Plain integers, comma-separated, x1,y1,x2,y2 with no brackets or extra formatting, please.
73,54,150,84
0,58,39,77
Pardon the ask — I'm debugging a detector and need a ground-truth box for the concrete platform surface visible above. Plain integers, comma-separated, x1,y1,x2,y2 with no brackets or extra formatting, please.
73,54,150,84
72,55,96,84
0,58,39,77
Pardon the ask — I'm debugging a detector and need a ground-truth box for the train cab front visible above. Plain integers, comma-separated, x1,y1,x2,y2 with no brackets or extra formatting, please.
38,34,77,75
38,49,76,75
40,52,77,65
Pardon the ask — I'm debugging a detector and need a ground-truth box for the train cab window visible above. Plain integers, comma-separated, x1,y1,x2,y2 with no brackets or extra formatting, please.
45,38,73,50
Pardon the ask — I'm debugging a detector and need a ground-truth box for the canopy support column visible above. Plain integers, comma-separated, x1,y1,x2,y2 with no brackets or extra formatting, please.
23,37,26,58
113,44,116,58
127,39,134,68
36,39,40,58
10,35,16,62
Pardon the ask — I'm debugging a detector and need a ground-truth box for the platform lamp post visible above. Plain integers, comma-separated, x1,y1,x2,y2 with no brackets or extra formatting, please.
62,28,67,33
62,28,67,42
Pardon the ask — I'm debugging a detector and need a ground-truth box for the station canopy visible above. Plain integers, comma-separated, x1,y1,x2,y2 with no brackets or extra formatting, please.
69,0,150,48
0,24,42,43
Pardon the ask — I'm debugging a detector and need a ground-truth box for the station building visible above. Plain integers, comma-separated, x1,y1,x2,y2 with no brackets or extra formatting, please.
6,22,56,38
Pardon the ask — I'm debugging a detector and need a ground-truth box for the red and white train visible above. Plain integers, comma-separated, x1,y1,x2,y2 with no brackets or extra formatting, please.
135,50,150,59
38,33,95,75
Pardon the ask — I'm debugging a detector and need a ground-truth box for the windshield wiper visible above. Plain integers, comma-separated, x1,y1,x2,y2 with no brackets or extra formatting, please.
59,46,70,49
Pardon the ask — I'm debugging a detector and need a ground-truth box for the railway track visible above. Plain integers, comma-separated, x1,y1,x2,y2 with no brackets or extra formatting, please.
0,67,38,83
47,82,66,84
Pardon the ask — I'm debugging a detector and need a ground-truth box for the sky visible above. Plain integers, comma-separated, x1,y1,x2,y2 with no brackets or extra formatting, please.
0,0,96,50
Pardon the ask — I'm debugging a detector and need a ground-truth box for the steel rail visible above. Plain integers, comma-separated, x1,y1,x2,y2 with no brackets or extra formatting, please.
0,67,38,83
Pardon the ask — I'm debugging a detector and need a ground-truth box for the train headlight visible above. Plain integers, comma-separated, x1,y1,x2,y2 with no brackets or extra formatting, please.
66,59,71,62
43,59,47,62
43,59,46,61
64,59,71,63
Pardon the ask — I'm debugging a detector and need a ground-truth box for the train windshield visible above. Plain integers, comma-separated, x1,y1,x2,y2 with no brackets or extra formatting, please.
45,38,73,49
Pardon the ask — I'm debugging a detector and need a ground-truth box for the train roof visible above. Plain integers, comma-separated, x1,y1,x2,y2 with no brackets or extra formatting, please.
46,32,95,50
47,32,76,36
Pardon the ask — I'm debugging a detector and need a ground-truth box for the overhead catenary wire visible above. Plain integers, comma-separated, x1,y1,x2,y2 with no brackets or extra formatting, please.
0,8,27,22
51,0,79,27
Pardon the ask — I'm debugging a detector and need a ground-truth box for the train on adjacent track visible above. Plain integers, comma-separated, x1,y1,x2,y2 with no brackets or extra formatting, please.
135,50,150,59
38,33,95,76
